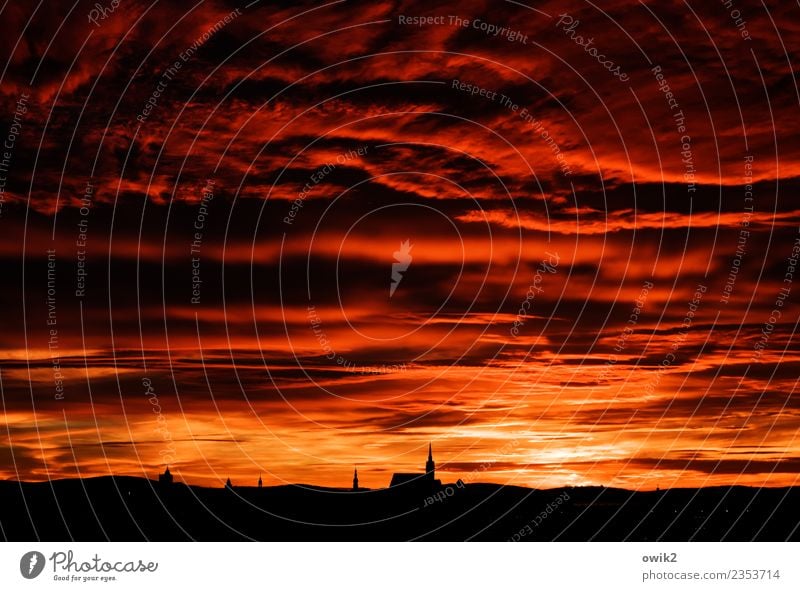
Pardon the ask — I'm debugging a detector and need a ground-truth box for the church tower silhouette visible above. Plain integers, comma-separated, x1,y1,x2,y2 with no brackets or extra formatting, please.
389,443,441,491
158,466,173,486
352,467,359,491
426,443,435,481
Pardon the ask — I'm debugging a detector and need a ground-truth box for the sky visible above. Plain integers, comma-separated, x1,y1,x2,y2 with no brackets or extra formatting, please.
1,0,800,490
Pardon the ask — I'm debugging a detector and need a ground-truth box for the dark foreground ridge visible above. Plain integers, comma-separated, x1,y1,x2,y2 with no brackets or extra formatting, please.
1,477,799,541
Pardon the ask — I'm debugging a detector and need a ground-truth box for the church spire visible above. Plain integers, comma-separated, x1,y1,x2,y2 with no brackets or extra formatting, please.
425,443,435,481
158,465,173,486
352,467,359,491
258,473,263,488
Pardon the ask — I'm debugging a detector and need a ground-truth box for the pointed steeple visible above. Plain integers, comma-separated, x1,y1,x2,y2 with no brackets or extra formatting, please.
225,477,232,489
352,467,359,491
158,465,173,486
258,473,263,488
425,443,435,481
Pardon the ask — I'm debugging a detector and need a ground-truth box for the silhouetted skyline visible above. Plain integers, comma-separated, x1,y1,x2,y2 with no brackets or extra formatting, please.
2,0,800,505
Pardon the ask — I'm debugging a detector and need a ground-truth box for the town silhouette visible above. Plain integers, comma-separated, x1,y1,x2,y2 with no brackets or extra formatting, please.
2,444,800,541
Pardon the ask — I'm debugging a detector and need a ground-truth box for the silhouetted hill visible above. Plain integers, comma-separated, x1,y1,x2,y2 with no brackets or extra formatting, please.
1,477,798,541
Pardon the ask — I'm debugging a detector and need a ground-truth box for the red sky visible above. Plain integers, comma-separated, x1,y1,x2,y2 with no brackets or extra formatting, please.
1,0,800,490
